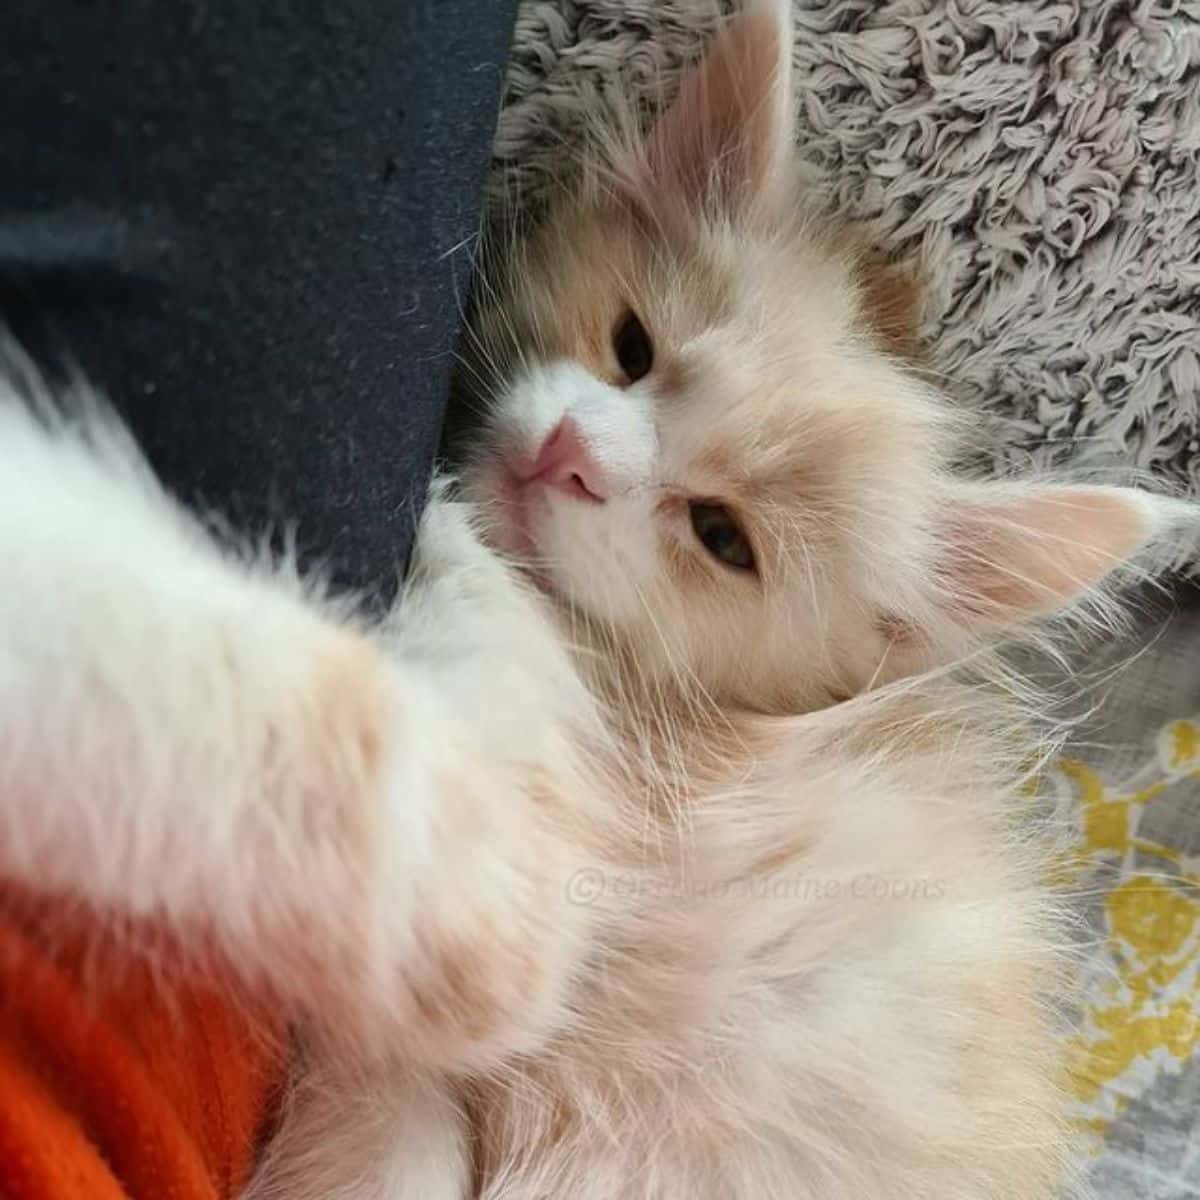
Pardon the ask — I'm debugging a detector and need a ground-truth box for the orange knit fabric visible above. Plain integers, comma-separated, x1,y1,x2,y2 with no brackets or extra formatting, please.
0,896,287,1200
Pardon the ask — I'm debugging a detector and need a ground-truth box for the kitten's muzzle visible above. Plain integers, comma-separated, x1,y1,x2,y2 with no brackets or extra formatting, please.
516,417,607,504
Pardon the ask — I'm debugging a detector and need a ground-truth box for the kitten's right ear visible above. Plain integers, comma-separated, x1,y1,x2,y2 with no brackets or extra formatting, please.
928,483,1178,630
642,0,794,214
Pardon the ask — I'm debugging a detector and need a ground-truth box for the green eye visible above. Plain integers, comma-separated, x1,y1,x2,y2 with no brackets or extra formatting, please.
689,502,755,572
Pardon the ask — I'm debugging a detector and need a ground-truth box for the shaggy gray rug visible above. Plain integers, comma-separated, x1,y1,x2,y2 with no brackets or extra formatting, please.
496,0,1200,489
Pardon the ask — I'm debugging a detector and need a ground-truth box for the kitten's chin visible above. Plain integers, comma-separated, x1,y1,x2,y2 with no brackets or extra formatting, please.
467,463,560,593
467,459,623,622
465,461,531,555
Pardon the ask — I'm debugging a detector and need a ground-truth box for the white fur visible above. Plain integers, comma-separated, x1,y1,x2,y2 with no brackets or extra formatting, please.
505,360,658,490
0,384,602,1074
489,359,660,621
246,1062,468,1200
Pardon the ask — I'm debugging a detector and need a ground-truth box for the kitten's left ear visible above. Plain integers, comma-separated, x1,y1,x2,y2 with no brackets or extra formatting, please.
932,483,1170,628
644,0,794,213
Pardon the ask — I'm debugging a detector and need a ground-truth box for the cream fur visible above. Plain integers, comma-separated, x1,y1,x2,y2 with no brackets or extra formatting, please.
1,2,1196,1199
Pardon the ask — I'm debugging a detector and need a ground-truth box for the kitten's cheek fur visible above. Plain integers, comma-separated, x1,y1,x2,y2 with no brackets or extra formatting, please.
537,493,660,624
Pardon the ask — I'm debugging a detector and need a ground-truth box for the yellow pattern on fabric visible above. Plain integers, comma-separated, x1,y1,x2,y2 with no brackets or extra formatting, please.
1057,720,1200,1145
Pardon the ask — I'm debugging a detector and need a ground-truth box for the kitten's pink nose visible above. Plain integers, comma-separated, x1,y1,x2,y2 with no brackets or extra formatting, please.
524,418,607,502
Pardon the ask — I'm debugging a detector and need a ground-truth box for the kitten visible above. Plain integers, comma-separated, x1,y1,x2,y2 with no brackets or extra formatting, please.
0,2,1192,1198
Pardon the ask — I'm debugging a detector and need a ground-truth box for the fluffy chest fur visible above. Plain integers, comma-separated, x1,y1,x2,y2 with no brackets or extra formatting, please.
465,687,1068,1200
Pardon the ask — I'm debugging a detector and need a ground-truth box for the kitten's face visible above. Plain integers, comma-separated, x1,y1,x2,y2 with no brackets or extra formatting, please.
462,0,1154,711
468,196,942,709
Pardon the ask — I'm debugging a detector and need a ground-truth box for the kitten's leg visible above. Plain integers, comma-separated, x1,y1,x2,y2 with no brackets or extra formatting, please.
0,392,598,1067
244,1058,468,1200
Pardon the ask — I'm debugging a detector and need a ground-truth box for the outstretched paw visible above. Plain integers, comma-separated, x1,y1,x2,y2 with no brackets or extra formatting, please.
411,477,499,580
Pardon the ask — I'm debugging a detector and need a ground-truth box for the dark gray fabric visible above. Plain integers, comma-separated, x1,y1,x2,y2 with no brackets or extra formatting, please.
1,0,517,603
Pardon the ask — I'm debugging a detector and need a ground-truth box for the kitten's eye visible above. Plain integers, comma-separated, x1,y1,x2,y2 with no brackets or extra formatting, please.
613,311,654,383
689,502,755,573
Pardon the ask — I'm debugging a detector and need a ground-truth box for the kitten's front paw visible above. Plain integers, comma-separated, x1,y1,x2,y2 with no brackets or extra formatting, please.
410,478,500,582
393,479,550,667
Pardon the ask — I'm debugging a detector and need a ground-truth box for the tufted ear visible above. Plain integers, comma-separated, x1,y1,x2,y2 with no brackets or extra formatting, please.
643,0,794,214
853,253,925,360
933,483,1160,627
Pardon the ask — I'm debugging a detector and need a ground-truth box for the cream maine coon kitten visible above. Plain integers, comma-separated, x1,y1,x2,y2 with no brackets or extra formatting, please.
0,2,1193,1197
